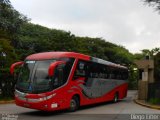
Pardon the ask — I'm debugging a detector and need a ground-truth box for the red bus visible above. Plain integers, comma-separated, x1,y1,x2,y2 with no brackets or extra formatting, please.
10,52,128,112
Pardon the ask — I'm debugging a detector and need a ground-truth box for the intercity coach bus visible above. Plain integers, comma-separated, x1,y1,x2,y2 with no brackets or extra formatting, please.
10,52,128,111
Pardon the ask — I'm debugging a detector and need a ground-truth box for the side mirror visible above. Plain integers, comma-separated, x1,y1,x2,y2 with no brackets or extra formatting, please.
48,61,66,77
10,61,24,75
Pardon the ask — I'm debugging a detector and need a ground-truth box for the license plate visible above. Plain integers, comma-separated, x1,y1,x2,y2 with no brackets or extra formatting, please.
24,103,30,107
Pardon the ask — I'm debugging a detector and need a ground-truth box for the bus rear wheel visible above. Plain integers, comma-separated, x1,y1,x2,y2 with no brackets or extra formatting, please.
69,96,79,112
113,93,119,103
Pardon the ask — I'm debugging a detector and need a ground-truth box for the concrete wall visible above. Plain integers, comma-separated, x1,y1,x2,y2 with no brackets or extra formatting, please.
135,60,154,69
138,81,148,100
135,60,154,100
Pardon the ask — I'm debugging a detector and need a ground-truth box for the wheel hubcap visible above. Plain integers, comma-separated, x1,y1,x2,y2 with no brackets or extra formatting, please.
71,100,76,109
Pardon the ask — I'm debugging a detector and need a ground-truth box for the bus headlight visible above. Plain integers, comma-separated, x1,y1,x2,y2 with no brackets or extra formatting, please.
27,93,56,102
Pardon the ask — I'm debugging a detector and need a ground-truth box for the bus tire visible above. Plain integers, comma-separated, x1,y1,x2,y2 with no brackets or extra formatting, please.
69,96,79,112
113,93,119,103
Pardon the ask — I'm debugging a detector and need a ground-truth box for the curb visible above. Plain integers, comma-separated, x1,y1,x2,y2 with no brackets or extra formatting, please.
134,99,160,110
0,100,15,104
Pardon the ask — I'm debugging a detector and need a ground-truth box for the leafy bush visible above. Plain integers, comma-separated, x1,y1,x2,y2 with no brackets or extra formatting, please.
149,98,160,105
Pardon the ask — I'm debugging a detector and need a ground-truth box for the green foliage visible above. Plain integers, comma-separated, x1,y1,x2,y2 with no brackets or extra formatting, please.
106,45,133,65
15,23,134,66
134,48,160,60
144,0,160,11
149,98,160,105
0,39,18,67
128,65,138,90
0,96,13,101
0,39,18,98
74,37,109,59
0,0,28,35
15,23,76,59
74,37,134,65
134,53,144,60
0,0,27,98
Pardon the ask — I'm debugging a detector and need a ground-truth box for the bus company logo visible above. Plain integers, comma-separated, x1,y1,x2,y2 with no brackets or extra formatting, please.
1,114,18,120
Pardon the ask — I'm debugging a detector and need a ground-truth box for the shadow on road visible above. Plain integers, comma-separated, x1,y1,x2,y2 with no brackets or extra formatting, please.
20,110,67,117
19,99,129,117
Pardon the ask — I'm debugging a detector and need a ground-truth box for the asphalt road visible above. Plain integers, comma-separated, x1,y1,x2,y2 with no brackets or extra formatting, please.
0,90,160,120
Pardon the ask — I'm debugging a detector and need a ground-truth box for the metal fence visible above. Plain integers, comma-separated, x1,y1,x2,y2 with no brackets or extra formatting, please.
148,82,160,100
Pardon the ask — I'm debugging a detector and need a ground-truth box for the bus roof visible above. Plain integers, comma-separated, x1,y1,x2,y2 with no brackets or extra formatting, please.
26,52,127,69
26,52,90,61
91,57,127,69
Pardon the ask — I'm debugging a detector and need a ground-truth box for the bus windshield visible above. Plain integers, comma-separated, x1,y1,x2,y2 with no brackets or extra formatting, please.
16,58,74,93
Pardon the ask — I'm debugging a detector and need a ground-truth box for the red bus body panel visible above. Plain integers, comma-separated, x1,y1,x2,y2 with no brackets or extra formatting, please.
15,83,128,111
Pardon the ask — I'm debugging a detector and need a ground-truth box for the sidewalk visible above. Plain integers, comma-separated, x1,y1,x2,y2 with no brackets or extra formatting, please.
134,99,160,110
0,100,14,104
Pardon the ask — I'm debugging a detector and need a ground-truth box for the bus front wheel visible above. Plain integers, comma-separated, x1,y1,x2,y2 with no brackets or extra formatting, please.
113,93,119,103
69,96,79,112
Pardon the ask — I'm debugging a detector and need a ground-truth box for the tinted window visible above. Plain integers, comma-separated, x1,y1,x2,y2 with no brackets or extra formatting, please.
74,60,87,78
51,58,75,89
74,60,128,80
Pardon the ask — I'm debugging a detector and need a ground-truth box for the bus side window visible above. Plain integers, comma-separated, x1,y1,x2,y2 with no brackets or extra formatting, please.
122,70,128,80
88,62,110,79
52,58,75,88
103,66,109,79
116,69,121,80
74,60,88,79
108,68,113,79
